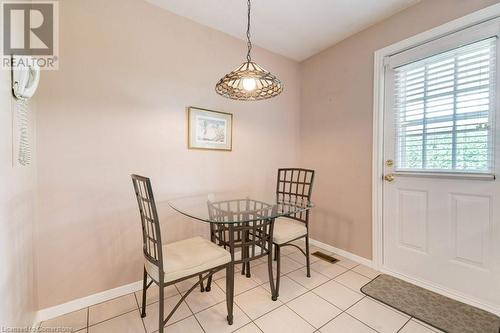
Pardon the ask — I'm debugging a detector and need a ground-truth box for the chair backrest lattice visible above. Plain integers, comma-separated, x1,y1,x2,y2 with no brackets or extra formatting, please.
276,168,315,225
208,199,275,263
131,174,163,270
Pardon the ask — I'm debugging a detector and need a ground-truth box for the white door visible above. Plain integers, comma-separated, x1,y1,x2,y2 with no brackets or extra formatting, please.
382,19,500,314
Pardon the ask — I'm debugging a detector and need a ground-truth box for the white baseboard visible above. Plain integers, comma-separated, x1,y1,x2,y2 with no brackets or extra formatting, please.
36,279,144,323
35,240,372,323
308,238,373,268
43,239,497,322
41,239,497,322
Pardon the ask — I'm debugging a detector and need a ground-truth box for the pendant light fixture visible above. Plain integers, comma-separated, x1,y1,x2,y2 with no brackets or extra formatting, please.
215,0,283,101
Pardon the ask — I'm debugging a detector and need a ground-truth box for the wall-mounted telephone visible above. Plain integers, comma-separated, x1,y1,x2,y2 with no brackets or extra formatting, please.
12,56,40,100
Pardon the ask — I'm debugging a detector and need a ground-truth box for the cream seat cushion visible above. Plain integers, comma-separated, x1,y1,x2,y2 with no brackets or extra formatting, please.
273,217,307,245
145,236,231,283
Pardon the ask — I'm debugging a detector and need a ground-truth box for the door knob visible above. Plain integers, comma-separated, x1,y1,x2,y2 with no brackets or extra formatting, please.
384,174,395,182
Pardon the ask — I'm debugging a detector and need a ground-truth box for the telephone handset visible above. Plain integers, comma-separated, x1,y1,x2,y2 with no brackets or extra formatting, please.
12,56,40,100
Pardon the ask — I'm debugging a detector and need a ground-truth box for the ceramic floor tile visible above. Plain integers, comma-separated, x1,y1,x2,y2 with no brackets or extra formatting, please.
211,264,243,281
334,270,371,292
287,292,342,328
235,286,283,319
253,256,270,265
88,294,138,326
346,297,409,333
369,297,412,318
320,313,376,333
247,262,276,285
215,273,259,295
142,294,192,332
185,284,226,314
41,308,88,332
331,254,359,269
399,319,440,333
352,265,380,280
262,275,308,303
280,245,300,255
254,305,315,333
287,267,330,290
195,302,251,333
313,280,363,310
234,322,263,333
288,250,320,265
158,315,203,333
135,284,178,306
274,256,304,274
310,261,348,279
410,319,445,333
211,268,227,281
175,276,204,294
88,309,145,333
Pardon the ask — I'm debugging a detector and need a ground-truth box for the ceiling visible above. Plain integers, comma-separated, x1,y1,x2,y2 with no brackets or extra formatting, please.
146,0,420,61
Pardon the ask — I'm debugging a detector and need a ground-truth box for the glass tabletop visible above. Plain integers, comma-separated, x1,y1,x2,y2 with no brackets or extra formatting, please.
167,191,314,224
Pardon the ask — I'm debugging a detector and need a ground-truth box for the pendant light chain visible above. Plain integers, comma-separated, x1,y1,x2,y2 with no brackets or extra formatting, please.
246,0,252,62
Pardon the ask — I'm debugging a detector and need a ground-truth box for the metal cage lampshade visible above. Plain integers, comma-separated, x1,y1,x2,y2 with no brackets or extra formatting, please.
215,0,283,101
215,61,283,101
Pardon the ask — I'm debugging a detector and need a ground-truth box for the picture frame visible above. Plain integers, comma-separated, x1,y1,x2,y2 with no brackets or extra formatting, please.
187,106,233,151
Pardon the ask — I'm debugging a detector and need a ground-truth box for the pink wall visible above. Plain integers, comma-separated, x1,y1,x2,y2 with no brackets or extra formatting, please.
0,66,37,324
299,0,498,259
34,0,300,308
33,0,499,310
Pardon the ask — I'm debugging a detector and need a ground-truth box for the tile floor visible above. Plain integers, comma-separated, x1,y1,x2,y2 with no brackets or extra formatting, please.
40,245,444,333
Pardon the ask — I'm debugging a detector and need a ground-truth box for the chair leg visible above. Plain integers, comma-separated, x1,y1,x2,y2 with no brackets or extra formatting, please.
241,261,246,275
206,273,213,292
268,247,277,301
241,245,246,275
158,281,164,333
245,261,251,278
305,235,311,278
241,246,251,277
226,264,234,325
273,245,281,301
274,245,278,261
141,268,147,318
199,274,205,292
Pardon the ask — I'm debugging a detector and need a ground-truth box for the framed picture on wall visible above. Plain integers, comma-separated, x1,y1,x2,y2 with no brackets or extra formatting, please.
187,106,233,151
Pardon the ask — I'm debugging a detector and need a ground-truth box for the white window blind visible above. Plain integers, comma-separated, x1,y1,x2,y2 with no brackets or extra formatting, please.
393,37,497,174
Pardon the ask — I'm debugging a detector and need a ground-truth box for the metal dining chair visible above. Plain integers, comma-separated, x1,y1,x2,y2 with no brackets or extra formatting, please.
272,168,315,300
131,175,234,332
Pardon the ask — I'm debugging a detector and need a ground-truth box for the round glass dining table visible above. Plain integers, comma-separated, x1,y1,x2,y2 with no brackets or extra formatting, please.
167,191,314,300
167,191,314,223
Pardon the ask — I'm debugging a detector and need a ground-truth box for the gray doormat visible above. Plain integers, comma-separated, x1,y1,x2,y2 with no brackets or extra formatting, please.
360,274,500,333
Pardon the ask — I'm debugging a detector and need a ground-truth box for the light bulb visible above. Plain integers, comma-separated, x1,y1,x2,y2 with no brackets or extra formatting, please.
242,77,257,92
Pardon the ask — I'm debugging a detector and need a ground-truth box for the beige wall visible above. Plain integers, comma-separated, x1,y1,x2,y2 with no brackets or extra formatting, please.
300,0,498,259
34,0,300,308
33,0,499,310
0,67,37,323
